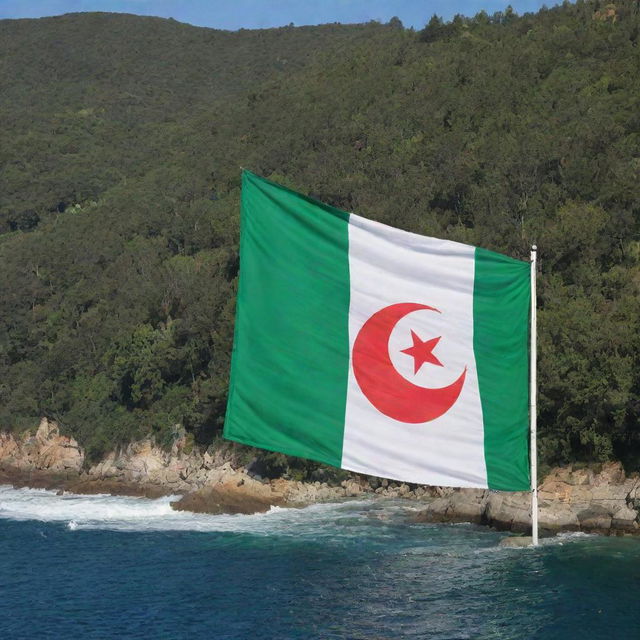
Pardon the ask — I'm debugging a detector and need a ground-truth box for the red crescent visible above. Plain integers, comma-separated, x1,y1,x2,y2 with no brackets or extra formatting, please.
352,303,467,423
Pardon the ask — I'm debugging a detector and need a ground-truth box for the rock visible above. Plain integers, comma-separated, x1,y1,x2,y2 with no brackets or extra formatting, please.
538,500,580,531
411,497,450,523
627,481,640,510
499,536,535,548
411,490,487,525
485,492,531,532
161,470,181,486
67,477,169,498
35,417,59,441
3,419,640,534
0,432,19,461
595,462,626,486
577,505,612,531
340,479,363,497
409,465,640,536
568,467,593,486
611,506,639,531
171,476,285,515
0,418,84,474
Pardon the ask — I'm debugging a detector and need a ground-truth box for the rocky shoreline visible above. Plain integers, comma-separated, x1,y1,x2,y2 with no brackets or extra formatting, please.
0,419,363,511
1,419,639,536
410,462,640,536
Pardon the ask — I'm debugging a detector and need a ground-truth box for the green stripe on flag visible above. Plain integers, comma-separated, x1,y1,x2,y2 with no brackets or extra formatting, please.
224,171,351,468
474,248,531,491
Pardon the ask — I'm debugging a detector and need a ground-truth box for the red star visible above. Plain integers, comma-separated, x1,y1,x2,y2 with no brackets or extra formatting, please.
401,330,444,374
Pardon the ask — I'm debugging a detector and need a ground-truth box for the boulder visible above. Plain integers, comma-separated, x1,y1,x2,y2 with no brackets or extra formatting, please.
398,483,410,496
499,536,534,548
611,506,639,531
411,490,487,524
538,500,580,531
485,492,531,533
171,475,286,515
577,505,612,531
342,479,363,497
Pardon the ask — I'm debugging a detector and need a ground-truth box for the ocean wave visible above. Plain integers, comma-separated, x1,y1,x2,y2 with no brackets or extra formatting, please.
0,484,378,535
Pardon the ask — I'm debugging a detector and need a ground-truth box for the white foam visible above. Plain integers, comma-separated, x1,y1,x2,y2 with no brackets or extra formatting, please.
0,484,375,534
480,531,598,553
541,531,596,546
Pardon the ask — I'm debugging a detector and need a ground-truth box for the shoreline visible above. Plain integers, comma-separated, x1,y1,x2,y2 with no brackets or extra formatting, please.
1,419,639,536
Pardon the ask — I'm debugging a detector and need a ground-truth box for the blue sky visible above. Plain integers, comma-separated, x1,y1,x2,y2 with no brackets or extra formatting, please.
0,0,560,30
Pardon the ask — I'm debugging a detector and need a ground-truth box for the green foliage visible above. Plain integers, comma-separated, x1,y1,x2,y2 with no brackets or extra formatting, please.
0,3,639,471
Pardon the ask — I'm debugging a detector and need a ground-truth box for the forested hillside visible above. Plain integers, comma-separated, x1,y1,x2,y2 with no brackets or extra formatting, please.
1,2,639,474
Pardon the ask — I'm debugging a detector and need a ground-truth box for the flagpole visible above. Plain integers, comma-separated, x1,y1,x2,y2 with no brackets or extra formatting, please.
530,245,539,546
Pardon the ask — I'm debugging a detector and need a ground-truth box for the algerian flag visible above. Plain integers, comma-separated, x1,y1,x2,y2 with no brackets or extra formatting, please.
224,171,531,491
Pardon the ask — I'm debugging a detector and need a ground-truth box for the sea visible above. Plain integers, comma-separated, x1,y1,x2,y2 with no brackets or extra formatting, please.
1,485,639,640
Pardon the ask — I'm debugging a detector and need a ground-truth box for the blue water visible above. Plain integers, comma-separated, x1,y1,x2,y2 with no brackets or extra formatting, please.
1,486,639,639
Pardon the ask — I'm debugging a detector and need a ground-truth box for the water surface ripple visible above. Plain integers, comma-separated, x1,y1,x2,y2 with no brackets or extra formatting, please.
1,486,638,639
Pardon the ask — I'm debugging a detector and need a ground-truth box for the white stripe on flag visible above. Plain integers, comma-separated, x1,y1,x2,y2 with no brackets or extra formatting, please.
341,214,488,488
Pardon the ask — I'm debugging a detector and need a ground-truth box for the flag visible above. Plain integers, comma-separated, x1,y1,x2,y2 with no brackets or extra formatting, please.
224,171,531,491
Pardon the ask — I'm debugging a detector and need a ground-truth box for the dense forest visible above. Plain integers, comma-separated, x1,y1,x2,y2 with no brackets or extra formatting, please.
1,2,639,476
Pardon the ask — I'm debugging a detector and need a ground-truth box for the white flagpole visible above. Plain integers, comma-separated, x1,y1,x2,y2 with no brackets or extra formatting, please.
530,245,539,546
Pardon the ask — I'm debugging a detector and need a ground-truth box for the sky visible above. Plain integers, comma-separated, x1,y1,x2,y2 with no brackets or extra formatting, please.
0,0,561,30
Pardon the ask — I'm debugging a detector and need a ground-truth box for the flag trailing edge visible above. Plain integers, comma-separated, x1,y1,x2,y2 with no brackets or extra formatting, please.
224,171,531,491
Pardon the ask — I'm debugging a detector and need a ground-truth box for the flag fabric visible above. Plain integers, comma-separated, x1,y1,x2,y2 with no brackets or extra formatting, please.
224,171,531,491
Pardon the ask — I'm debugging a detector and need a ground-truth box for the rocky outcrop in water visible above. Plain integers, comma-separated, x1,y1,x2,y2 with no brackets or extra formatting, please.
170,477,285,514
1,420,639,534
411,462,640,536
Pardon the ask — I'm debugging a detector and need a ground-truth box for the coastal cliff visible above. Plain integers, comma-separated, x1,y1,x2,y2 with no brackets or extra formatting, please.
0,418,354,508
1,419,639,536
